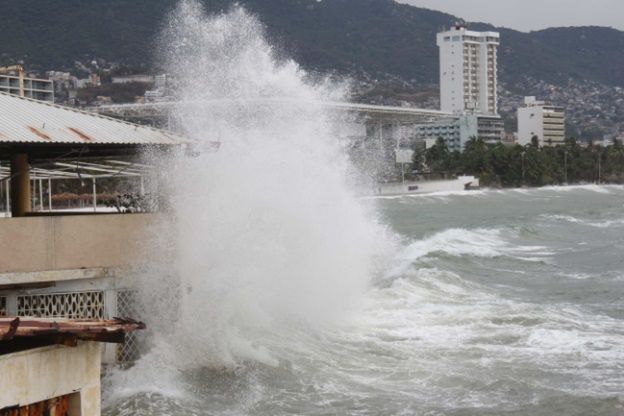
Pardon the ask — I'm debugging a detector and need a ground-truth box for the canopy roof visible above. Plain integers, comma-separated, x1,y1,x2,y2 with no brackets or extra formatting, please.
0,92,186,146
0,158,153,180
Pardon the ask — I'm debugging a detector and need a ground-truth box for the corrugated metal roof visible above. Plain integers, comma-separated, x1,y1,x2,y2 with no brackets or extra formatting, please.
0,92,187,145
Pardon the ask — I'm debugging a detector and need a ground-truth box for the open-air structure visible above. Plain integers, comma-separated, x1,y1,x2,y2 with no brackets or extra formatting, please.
0,92,187,415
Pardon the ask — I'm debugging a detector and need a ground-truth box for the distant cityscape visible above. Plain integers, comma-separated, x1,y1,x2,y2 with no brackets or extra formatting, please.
1,24,623,153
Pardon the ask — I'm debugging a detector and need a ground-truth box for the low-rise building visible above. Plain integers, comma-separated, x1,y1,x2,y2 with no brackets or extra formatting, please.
0,74,54,102
518,96,565,146
0,91,187,414
411,113,504,152
112,74,154,84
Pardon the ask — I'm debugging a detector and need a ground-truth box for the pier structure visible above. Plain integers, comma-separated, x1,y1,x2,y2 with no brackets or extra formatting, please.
0,91,186,415
92,99,454,180
91,100,503,180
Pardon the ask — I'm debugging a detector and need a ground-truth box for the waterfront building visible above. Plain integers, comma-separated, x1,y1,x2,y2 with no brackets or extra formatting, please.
476,114,505,144
0,91,186,414
437,26,500,115
411,113,504,152
517,96,566,146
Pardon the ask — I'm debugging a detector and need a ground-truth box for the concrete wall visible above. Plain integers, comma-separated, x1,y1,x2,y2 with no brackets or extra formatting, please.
0,342,102,415
0,214,155,274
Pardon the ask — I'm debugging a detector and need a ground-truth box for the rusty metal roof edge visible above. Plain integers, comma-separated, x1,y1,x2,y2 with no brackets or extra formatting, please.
0,316,146,341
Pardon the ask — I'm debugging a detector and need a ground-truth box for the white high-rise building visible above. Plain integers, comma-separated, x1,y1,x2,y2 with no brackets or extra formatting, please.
518,96,566,146
437,26,500,115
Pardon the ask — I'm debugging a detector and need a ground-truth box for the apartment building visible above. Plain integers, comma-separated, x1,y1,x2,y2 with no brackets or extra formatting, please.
437,26,500,115
412,114,504,152
517,96,566,146
0,74,54,102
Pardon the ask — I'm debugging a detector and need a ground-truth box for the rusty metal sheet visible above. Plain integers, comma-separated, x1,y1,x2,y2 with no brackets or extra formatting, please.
27,126,51,141
0,317,145,343
66,127,94,142
0,393,70,416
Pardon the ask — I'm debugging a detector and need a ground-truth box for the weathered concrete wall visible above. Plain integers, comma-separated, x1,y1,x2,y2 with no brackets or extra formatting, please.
0,342,102,415
0,214,155,274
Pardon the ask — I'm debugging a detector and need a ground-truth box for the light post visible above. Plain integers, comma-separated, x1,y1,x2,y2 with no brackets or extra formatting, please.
597,151,602,184
521,151,526,185
564,150,568,184
401,162,406,185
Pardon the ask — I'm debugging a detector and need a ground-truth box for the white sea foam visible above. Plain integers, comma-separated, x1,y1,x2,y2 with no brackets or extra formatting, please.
386,228,552,278
370,189,490,200
543,214,624,228
352,264,624,404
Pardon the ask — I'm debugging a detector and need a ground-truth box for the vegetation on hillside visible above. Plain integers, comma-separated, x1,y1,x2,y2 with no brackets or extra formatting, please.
76,82,153,104
1,0,623,89
415,137,624,187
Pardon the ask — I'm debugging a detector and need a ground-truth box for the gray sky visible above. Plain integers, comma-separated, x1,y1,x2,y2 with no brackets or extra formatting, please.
398,0,624,32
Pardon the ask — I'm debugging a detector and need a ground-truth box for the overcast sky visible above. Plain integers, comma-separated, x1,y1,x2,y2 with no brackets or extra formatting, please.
398,0,624,32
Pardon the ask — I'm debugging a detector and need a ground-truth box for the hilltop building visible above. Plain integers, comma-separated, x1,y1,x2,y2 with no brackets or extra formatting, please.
437,26,500,115
111,74,154,84
517,96,566,146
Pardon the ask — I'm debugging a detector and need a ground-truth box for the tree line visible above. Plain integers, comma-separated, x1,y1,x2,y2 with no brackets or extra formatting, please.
413,137,624,187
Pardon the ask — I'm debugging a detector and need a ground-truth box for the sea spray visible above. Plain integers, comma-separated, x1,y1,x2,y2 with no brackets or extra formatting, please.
106,0,393,397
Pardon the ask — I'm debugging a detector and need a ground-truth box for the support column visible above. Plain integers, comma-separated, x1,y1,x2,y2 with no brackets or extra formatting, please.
48,178,52,211
31,179,36,211
38,178,43,211
10,153,30,217
4,179,9,215
92,177,97,212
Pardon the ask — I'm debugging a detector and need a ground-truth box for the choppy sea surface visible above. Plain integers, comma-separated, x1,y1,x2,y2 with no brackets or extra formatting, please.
105,185,624,415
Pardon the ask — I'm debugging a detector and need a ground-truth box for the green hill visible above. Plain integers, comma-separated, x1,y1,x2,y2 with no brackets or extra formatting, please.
2,0,623,89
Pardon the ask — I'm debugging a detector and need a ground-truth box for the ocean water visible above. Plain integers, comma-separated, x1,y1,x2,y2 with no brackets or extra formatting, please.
104,185,624,416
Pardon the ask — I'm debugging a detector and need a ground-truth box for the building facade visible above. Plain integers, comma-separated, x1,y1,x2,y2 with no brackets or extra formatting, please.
0,93,182,414
412,114,504,152
517,96,566,146
437,26,500,115
0,74,54,102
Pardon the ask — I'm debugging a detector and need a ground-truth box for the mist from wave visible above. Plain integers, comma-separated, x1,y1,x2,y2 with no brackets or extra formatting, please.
104,0,394,406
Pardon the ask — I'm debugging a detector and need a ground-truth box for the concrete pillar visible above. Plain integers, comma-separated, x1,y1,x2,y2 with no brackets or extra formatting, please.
92,177,97,212
4,180,9,215
39,178,43,211
10,153,30,217
48,178,52,211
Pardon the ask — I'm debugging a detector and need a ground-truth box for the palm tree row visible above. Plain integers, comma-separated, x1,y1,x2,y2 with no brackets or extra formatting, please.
413,137,624,187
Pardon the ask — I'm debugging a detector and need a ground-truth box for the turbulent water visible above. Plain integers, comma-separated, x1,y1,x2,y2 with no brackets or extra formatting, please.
103,3,623,415
105,185,624,415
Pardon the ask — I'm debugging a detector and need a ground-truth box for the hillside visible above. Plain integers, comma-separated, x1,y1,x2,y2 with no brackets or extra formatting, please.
2,0,624,89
